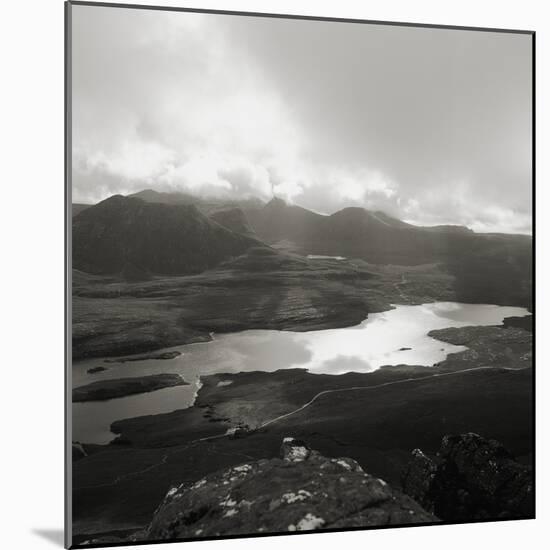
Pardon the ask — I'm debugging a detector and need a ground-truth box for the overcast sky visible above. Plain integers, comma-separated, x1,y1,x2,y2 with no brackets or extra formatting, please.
71,5,532,233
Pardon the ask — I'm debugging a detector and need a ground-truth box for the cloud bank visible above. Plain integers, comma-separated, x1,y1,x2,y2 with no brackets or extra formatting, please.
71,6,532,234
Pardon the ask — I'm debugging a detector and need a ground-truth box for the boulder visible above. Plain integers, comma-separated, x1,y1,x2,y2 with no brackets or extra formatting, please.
402,433,534,521
145,437,436,540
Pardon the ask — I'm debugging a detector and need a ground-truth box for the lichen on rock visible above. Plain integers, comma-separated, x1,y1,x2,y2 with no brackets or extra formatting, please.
144,437,436,540
402,433,534,521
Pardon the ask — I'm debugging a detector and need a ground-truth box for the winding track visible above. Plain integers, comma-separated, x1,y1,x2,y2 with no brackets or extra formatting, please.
74,364,527,491
73,267,531,507
257,365,525,429
394,273,409,301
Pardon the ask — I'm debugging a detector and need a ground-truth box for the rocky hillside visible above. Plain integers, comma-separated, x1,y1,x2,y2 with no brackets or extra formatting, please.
246,197,532,307
402,433,534,521
209,207,257,238
78,434,533,546
72,195,259,276
72,203,91,217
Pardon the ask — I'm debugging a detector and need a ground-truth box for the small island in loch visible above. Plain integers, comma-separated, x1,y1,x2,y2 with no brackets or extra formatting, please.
72,374,188,402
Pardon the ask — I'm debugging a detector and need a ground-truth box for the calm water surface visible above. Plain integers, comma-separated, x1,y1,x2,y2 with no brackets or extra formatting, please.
72,302,529,444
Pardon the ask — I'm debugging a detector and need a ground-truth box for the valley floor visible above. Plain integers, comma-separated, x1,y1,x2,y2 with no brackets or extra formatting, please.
70,253,533,542
72,253,458,360
72,321,532,539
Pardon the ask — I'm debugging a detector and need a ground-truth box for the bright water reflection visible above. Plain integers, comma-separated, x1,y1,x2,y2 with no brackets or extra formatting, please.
72,302,529,444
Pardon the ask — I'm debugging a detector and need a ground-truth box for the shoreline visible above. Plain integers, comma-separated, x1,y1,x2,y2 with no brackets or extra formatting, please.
71,305,531,445
72,305,532,367
70,260,457,361
72,251,531,361
72,321,533,536
108,322,532,446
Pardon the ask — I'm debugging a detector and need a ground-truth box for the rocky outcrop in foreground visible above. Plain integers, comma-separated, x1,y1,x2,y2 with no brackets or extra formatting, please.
79,434,533,546
402,433,534,521
145,438,435,540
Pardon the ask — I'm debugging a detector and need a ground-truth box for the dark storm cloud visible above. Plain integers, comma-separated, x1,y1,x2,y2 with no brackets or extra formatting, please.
71,5,532,233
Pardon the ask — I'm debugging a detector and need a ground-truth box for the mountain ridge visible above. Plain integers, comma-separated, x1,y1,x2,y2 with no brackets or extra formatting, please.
73,190,531,238
72,194,260,276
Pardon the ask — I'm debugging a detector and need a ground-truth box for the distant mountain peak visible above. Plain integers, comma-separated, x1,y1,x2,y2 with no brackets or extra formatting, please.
129,189,198,205
132,188,157,196
330,206,370,221
209,207,257,238
265,196,288,209
72,194,256,276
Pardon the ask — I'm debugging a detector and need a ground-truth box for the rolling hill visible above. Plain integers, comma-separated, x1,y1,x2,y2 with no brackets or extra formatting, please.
245,197,481,262
209,207,257,238
72,203,92,217
245,198,532,307
72,195,259,276
72,191,531,307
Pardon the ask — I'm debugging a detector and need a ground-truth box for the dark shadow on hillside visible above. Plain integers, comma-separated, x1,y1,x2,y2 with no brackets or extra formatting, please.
445,240,532,309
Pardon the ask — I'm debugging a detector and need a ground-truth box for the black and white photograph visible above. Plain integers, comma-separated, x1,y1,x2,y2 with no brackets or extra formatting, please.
66,1,534,547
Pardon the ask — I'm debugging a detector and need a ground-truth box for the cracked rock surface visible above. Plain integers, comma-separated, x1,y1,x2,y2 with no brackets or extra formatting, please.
402,433,534,521
145,438,436,540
